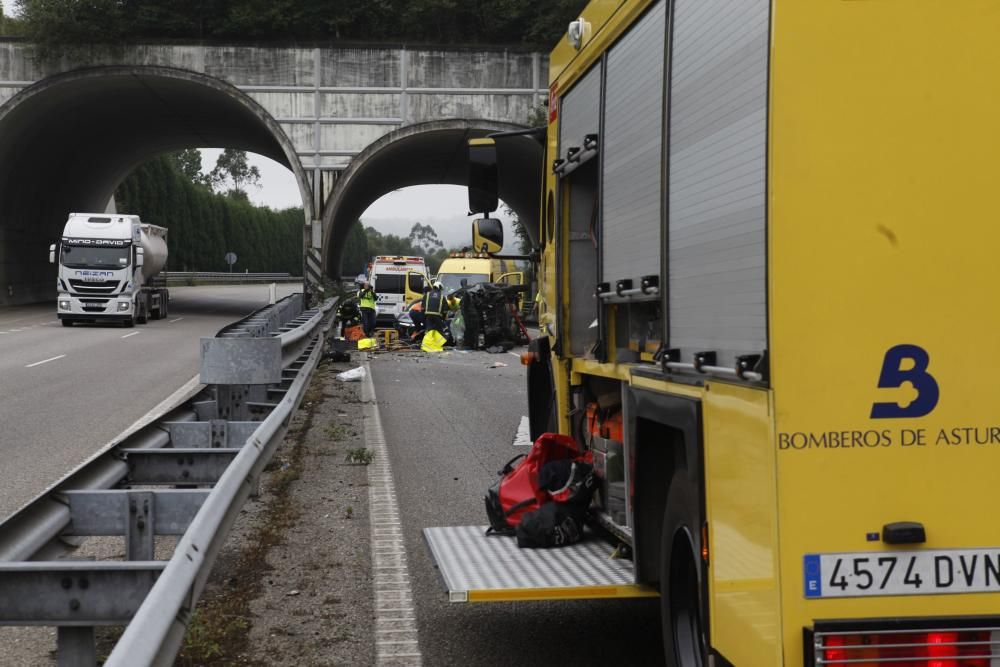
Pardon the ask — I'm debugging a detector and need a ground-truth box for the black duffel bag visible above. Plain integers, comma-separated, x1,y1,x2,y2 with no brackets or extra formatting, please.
514,460,597,549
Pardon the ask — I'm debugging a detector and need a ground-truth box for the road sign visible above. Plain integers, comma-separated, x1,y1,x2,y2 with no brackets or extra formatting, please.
225,252,237,272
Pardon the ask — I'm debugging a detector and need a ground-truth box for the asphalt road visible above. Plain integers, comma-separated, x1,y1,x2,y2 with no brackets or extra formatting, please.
0,284,298,520
370,350,666,666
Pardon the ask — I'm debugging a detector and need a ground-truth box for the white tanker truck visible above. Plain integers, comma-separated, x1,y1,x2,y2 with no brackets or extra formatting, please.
49,213,169,327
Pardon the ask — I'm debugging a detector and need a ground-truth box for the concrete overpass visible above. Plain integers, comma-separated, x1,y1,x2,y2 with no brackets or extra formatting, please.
0,42,548,305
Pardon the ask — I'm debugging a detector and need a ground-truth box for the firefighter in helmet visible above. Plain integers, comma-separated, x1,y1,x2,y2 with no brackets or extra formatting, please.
422,280,449,335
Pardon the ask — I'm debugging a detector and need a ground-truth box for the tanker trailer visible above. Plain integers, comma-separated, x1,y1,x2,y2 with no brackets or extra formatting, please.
49,213,169,327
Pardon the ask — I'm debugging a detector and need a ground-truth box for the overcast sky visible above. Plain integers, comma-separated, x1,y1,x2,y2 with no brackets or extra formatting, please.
202,149,517,251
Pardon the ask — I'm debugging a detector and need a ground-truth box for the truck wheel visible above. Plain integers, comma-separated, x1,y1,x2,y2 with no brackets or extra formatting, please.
161,297,168,319
660,476,707,667
136,300,147,324
61,320,73,327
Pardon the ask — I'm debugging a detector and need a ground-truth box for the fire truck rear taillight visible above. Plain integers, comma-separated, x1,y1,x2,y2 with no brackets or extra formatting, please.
821,634,849,664
927,632,959,667
817,630,994,666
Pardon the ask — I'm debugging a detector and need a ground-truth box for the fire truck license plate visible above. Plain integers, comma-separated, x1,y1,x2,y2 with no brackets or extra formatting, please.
804,548,1000,598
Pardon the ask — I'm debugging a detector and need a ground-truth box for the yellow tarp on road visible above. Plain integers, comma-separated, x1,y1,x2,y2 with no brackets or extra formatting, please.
421,329,446,352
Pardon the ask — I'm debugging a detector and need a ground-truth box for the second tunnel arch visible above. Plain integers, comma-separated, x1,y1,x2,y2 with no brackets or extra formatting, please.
321,120,544,278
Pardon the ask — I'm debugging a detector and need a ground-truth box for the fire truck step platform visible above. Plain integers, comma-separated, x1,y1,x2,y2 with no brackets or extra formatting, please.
423,525,658,603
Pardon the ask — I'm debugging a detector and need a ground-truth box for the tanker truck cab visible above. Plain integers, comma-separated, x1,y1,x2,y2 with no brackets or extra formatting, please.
50,213,169,327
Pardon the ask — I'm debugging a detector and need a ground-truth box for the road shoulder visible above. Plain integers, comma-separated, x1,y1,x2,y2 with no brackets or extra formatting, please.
173,358,376,665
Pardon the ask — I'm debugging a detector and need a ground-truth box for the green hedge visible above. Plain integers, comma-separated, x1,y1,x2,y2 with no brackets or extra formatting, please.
115,156,304,274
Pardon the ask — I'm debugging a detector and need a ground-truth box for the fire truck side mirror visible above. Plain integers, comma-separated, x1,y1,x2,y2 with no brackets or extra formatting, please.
467,138,498,215
473,217,504,254
49,243,56,264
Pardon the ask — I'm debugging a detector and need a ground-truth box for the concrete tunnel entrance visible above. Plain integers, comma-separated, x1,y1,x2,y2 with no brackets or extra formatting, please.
322,120,543,278
0,66,312,307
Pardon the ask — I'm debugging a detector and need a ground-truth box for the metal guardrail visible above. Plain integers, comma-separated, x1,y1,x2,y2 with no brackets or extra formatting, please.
163,271,303,285
0,292,337,666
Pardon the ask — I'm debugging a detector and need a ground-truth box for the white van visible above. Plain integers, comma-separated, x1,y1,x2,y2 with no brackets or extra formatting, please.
367,256,428,326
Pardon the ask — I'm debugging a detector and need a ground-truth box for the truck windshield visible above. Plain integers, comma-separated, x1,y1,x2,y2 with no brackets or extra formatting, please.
60,245,129,269
439,273,490,295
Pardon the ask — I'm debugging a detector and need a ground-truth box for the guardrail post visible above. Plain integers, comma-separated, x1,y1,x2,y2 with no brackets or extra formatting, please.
57,627,96,667
126,491,154,561
216,385,250,422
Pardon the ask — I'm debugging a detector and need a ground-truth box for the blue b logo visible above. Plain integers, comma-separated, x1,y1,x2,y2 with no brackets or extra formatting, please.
870,344,939,419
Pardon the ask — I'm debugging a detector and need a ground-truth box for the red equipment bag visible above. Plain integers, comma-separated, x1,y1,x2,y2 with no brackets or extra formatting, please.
484,432,582,536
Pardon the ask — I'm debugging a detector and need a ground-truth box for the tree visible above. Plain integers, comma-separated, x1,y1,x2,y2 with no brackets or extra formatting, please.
15,0,127,48
209,149,261,199
407,222,444,254
168,149,209,186
526,104,547,128
130,0,215,39
340,220,370,276
362,223,459,274
504,205,533,255
426,247,452,274
524,0,589,45
364,226,420,258
14,0,589,47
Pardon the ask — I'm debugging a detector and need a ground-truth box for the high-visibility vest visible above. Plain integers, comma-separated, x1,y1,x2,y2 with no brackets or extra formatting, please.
358,288,376,310
423,288,446,316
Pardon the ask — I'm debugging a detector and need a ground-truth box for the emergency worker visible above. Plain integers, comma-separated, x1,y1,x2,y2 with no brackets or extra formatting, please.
357,281,377,336
422,280,448,335
407,299,425,337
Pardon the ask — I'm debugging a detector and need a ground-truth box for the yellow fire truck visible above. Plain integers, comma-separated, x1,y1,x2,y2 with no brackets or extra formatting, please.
422,0,1000,664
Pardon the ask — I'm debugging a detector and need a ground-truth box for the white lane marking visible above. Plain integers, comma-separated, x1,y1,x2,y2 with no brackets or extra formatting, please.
169,317,184,323
26,354,66,368
121,331,140,339
9,328,24,332
363,364,423,667
508,351,521,358
513,415,532,447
